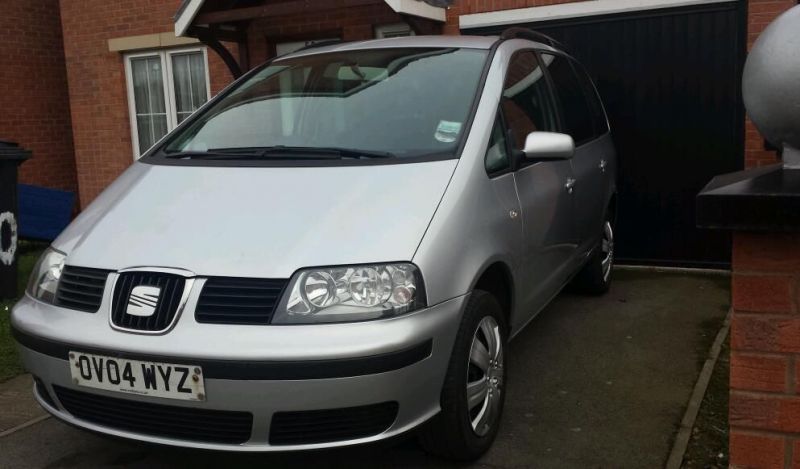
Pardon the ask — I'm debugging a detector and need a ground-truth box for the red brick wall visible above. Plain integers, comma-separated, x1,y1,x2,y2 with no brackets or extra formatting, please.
729,2,797,468
730,233,800,469
743,0,795,169
59,0,234,206
0,0,78,195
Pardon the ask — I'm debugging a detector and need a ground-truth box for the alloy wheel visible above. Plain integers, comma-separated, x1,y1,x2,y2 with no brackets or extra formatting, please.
601,220,614,283
466,316,504,437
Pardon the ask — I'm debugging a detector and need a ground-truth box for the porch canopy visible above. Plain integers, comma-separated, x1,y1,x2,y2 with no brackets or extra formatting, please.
174,0,449,77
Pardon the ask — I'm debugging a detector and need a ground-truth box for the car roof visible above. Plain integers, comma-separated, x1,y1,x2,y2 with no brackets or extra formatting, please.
277,35,556,61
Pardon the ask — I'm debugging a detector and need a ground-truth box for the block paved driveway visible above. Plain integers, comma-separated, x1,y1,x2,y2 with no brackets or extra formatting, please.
0,270,729,469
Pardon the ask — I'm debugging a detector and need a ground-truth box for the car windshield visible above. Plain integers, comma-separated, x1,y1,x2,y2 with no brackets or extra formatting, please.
157,47,489,160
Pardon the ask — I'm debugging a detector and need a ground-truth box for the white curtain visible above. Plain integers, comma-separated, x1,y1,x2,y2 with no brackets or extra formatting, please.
171,52,208,124
131,56,168,153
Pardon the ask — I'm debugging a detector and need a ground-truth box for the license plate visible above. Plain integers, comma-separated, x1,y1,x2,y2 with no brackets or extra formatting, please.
69,351,206,401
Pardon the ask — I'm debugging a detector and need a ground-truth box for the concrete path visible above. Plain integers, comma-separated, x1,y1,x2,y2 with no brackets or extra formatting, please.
0,270,729,469
0,374,47,435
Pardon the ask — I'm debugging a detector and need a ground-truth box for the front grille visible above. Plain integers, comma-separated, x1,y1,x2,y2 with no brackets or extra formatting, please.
269,402,399,445
53,386,253,444
111,272,185,332
195,277,287,325
55,266,111,313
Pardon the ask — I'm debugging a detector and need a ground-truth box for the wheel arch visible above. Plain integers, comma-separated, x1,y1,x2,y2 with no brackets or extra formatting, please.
471,261,514,327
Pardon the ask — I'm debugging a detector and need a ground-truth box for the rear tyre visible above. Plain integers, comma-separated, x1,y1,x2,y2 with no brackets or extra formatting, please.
574,218,615,295
418,290,507,461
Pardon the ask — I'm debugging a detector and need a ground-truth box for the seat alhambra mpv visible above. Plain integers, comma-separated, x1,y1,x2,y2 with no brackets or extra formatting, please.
13,31,616,460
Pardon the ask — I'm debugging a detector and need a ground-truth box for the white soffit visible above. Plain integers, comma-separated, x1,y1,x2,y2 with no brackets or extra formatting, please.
175,0,205,36
175,0,447,37
459,0,735,29
384,0,447,22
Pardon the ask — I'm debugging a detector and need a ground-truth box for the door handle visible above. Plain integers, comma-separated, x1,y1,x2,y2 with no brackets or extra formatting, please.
565,178,576,194
599,159,607,173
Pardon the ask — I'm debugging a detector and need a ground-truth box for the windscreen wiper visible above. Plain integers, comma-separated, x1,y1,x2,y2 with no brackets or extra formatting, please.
162,150,257,160
210,146,396,159
163,146,395,160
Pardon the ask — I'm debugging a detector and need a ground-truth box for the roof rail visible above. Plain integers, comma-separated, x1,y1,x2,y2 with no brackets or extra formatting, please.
499,27,565,50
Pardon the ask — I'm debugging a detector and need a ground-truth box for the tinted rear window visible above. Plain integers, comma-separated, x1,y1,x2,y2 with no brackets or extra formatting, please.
541,53,595,145
572,61,609,137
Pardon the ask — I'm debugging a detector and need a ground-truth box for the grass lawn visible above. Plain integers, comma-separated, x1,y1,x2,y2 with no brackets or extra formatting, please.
0,242,46,383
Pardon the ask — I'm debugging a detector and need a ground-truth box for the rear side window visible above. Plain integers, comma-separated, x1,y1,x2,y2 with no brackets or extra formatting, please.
501,51,558,151
541,54,595,145
572,61,609,137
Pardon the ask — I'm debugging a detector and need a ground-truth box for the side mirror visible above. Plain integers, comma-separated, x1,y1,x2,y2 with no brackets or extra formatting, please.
523,131,575,160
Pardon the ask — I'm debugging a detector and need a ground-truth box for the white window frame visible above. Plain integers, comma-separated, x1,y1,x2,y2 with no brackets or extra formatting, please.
124,46,211,159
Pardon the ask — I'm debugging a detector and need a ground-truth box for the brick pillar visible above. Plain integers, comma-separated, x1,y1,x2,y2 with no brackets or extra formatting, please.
730,233,800,469
726,2,799,465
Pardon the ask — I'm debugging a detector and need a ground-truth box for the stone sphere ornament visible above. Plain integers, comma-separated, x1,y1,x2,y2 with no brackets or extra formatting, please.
742,5,800,167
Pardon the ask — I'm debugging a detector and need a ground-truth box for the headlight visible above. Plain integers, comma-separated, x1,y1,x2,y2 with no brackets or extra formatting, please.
26,248,66,304
272,263,426,324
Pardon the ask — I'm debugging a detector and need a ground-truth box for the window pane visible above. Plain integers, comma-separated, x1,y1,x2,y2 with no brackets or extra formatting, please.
501,52,558,150
541,54,595,145
135,114,168,153
135,116,153,151
572,62,609,137
172,52,208,124
165,48,489,158
153,114,168,141
130,55,168,154
131,59,152,114
146,57,166,113
485,115,510,173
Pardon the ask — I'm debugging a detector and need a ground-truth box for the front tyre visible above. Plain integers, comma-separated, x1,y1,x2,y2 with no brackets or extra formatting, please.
418,290,507,461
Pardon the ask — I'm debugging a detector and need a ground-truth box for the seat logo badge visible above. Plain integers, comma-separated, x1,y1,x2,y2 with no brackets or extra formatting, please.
126,286,161,317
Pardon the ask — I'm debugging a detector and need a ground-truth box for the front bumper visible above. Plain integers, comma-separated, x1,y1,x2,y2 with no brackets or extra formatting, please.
11,294,466,451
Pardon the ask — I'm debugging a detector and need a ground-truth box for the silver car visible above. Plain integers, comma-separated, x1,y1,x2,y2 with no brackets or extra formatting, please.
13,32,616,460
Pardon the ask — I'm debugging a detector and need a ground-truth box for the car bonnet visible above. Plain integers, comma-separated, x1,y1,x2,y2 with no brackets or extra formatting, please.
53,159,458,278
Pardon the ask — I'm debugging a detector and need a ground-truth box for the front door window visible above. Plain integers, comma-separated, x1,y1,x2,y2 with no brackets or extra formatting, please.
501,51,558,151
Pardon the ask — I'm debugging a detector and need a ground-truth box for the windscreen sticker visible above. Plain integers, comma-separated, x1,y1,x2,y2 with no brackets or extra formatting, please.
435,120,463,143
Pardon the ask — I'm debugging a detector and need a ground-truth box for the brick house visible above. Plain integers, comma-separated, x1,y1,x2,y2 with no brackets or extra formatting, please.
0,0,798,466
